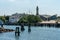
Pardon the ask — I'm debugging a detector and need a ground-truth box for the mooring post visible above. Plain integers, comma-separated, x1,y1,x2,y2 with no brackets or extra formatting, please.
15,27,20,36
21,23,25,31
28,23,31,32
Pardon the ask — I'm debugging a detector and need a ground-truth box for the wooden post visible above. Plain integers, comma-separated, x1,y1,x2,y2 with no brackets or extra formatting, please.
15,27,20,36
28,23,31,32
21,23,25,31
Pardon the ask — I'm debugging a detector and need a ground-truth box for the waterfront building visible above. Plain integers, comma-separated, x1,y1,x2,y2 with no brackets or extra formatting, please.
9,12,32,24
39,14,57,21
40,15,50,21
9,13,26,23
49,14,57,20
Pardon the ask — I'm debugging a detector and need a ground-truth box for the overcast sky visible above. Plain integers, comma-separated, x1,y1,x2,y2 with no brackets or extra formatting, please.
0,0,60,16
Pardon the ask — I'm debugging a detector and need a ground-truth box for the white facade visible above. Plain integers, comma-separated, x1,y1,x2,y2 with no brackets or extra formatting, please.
9,13,25,23
9,16,19,23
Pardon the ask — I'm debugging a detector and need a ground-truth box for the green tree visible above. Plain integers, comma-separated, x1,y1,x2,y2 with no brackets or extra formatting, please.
18,16,28,23
0,16,6,23
34,16,42,23
18,15,42,24
27,15,34,23
5,16,9,20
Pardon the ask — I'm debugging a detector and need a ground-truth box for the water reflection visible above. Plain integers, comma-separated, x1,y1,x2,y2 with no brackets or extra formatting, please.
28,29,31,33
15,36,20,40
28,25,31,33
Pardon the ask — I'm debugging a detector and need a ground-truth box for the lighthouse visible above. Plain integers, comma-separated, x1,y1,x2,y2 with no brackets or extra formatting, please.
36,6,39,15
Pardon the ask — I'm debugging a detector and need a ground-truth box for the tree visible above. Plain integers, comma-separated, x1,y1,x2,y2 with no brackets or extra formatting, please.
27,15,34,23
33,16,42,23
18,15,42,24
27,15,42,23
0,16,10,24
0,16,6,23
18,16,28,23
5,16,9,20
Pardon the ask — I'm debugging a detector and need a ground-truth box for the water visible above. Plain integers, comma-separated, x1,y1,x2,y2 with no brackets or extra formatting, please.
0,25,60,40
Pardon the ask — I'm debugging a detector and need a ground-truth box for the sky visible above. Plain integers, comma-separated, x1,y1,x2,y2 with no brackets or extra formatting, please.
0,0,60,16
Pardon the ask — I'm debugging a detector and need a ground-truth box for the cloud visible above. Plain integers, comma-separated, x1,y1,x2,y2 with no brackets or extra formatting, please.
8,0,16,2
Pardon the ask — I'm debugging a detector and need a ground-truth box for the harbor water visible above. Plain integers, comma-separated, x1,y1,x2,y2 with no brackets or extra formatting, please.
0,25,60,40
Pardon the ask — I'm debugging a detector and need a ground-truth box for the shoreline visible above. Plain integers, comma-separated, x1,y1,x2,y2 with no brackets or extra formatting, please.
0,23,60,28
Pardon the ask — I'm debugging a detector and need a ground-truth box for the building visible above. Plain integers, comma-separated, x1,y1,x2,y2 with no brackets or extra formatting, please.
40,15,50,21
36,6,39,15
40,14,57,21
9,13,26,23
49,15,57,20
